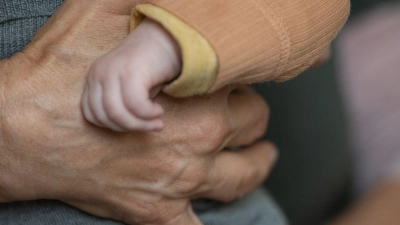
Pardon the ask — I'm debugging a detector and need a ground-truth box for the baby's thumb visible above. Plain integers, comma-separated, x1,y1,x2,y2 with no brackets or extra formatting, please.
150,85,163,99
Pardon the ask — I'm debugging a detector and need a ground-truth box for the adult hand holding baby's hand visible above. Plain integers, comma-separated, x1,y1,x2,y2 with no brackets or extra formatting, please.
0,0,277,224
82,18,182,132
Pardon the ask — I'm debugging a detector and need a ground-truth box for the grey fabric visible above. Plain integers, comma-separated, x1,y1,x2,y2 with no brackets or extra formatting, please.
198,189,287,225
0,0,61,59
0,188,287,225
0,0,288,224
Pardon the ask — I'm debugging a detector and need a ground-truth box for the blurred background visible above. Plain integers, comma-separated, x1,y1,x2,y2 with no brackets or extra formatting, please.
255,0,400,224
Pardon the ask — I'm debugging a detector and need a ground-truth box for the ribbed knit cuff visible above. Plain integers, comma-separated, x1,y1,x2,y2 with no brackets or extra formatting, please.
131,4,218,97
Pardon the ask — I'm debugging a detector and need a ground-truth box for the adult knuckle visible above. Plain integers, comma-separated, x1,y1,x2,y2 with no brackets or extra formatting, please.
167,162,208,196
234,165,258,197
197,117,231,151
176,172,206,196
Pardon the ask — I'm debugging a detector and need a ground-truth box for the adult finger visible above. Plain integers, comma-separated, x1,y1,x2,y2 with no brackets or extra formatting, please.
200,141,278,202
86,77,126,131
225,85,270,147
311,46,331,67
148,206,203,225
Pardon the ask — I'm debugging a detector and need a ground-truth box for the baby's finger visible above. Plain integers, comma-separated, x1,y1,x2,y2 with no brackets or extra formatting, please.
102,77,163,131
81,86,98,126
87,79,125,131
121,75,164,119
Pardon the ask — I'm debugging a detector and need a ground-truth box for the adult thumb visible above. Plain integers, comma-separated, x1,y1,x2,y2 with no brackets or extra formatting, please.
149,206,203,225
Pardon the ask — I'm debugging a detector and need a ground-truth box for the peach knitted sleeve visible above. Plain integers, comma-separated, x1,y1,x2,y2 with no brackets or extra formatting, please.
135,0,350,96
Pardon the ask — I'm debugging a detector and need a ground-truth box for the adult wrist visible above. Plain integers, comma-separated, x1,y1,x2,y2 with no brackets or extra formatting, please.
0,55,43,203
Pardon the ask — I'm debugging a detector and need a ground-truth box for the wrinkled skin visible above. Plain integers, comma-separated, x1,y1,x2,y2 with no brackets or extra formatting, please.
0,0,277,224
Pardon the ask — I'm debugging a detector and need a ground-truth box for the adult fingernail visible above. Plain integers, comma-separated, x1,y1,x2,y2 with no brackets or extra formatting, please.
270,144,279,165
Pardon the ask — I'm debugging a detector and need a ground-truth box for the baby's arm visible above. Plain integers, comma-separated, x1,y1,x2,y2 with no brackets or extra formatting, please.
81,18,181,132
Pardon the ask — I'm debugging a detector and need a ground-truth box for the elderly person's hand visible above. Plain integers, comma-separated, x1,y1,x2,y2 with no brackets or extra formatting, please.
0,1,277,225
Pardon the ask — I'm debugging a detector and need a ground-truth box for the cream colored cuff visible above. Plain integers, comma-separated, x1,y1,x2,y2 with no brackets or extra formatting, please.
131,4,218,97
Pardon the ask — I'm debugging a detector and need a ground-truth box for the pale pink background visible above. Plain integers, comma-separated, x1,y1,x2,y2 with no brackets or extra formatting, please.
337,2,400,195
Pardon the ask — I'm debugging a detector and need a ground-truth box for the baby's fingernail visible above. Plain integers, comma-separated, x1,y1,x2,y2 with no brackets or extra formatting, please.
151,120,164,132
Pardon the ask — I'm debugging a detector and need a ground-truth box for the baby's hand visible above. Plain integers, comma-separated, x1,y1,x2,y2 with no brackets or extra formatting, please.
81,18,181,132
